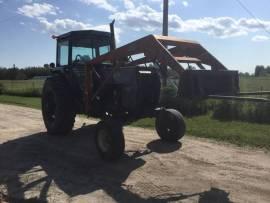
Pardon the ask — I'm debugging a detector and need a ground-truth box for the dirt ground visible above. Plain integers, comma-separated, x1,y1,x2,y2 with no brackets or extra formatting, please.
0,104,270,203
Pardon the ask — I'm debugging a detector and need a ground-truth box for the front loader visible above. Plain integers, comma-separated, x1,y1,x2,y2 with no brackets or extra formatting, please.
42,22,239,161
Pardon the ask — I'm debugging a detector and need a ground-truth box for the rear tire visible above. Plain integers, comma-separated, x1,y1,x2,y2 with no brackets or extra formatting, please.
155,109,186,142
95,120,125,161
42,76,76,136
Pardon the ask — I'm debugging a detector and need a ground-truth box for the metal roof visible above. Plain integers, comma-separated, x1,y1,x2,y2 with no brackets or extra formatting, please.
56,30,111,40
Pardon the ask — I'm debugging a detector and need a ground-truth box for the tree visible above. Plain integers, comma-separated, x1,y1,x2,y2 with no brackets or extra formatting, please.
266,66,270,74
254,65,265,77
15,71,27,80
239,72,250,77
0,66,50,80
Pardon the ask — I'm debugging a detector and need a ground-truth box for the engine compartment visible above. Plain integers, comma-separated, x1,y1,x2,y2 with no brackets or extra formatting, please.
90,66,161,120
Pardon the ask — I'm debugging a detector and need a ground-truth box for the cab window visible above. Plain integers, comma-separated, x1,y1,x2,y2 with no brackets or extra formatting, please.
72,38,97,63
99,45,110,55
72,46,96,63
57,41,69,66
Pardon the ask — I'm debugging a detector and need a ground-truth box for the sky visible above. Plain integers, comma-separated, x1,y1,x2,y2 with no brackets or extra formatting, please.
0,0,270,73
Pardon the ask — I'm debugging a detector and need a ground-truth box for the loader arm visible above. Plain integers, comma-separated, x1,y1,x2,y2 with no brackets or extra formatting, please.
88,34,227,72
84,35,230,111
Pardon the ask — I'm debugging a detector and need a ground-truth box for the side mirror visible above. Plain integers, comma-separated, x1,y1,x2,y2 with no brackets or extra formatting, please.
49,63,55,68
44,64,49,68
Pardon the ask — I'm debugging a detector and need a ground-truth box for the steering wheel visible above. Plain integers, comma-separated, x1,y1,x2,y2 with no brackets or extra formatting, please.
74,54,82,62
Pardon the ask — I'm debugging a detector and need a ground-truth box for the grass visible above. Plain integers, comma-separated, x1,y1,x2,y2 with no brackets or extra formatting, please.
0,95,41,109
132,115,270,149
186,115,270,149
240,76,270,91
0,80,44,90
0,80,44,97
0,94,269,149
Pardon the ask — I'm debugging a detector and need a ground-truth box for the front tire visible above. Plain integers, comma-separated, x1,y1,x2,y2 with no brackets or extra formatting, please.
42,76,76,136
155,109,186,142
95,120,125,161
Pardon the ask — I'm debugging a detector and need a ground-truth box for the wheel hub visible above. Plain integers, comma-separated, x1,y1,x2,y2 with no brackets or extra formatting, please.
97,129,111,153
44,92,56,122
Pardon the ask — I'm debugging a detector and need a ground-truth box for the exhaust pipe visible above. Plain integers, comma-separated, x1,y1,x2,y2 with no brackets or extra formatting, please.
110,20,116,51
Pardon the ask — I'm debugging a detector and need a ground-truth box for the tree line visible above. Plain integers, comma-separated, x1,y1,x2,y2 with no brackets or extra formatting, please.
254,65,270,77
0,66,50,80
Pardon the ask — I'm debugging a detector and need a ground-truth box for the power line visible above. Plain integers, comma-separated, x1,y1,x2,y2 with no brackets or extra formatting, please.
233,0,270,36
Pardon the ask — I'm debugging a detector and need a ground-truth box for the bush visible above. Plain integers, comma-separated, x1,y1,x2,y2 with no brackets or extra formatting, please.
159,84,208,117
213,101,270,124
212,101,243,121
0,83,4,94
160,97,208,117
160,84,178,102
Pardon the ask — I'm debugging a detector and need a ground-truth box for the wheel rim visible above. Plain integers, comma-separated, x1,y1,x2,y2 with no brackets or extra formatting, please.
164,112,177,136
44,92,56,123
97,129,112,153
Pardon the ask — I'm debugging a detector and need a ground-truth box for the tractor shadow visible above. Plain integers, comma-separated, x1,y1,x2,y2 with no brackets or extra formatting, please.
0,125,232,203
147,139,182,154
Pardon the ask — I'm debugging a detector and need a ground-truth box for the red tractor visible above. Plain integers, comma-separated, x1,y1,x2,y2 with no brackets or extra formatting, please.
42,22,239,160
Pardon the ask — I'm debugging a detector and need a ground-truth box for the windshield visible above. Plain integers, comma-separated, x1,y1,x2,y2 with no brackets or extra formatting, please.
71,38,110,64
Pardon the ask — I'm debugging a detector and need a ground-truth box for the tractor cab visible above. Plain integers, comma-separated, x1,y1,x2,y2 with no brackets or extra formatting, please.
55,30,112,67
52,30,114,90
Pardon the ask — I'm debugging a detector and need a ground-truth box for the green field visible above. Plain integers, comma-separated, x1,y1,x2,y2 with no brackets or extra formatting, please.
1,76,270,96
0,95,41,109
240,76,270,91
0,80,44,97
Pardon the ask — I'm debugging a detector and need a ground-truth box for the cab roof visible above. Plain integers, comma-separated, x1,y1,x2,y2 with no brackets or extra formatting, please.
56,30,111,41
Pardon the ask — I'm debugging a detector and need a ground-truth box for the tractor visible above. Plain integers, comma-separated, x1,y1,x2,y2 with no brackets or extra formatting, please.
42,22,239,161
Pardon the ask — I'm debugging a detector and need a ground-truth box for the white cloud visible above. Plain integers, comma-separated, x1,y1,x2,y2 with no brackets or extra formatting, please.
17,2,121,41
37,17,121,42
147,0,162,2
110,5,163,32
18,3,59,18
110,5,270,39
182,1,189,7
123,0,135,10
79,0,117,12
169,0,175,6
147,0,175,10
238,18,270,32
38,17,92,33
148,0,175,6
252,35,270,42
178,17,248,38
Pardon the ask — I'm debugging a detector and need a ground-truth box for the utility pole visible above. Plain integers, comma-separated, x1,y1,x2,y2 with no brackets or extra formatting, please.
161,0,169,86
163,0,169,36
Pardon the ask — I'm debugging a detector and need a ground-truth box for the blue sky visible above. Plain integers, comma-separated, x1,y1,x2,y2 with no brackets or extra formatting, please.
0,0,270,73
